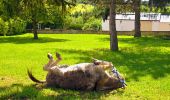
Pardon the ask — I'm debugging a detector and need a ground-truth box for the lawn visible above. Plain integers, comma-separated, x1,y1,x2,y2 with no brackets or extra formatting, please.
0,33,170,100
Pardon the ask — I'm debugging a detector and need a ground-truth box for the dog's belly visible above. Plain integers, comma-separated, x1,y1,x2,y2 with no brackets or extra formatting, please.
59,63,92,73
46,63,99,90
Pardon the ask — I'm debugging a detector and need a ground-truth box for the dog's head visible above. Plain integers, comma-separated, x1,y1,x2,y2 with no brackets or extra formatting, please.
92,58,126,90
96,71,125,90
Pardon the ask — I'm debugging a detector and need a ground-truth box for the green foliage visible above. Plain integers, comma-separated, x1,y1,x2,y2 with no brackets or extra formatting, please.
163,7,170,14
0,0,21,19
20,0,47,20
40,5,64,29
64,4,93,30
150,0,170,9
65,16,84,30
141,5,150,12
0,18,8,36
20,0,76,24
0,17,26,36
8,18,26,35
82,17,101,31
69,4,94,14
64,4,102,30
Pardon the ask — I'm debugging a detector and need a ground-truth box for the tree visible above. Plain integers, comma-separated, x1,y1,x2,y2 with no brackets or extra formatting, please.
86,0,118,51
21,0,47,39
125,0,142,38
134,0,141,38
1,0,76,39
1,0,62,36
110,0,118,51
20,0,76,39
133,0,170,38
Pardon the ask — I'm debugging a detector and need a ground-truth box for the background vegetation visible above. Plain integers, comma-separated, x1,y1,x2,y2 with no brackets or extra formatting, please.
1,0,169,35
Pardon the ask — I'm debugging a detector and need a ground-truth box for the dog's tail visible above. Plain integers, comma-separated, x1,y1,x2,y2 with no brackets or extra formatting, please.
27,69,46,84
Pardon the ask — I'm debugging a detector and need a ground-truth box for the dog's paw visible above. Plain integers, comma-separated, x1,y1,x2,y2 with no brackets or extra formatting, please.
56,52,62,60
47,53,53,60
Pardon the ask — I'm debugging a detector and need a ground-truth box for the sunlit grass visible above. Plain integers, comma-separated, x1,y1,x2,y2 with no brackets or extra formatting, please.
0,33,170,99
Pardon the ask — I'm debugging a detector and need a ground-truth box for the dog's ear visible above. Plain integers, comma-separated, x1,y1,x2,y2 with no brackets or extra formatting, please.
92,58,101,65
92,58,97,61
92,58,98,63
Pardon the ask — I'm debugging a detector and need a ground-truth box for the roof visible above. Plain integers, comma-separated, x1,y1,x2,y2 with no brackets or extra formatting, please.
111,13,170,22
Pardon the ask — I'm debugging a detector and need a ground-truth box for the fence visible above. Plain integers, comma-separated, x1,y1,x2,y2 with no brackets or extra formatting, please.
26,29,170,36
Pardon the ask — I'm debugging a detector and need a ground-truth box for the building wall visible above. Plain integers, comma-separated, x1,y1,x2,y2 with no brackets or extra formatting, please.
152,21,160,31
102,20,170,31
116,20,134,31
141,21,152,31
158,22,170,31
102,20,109,31
102,20,135,31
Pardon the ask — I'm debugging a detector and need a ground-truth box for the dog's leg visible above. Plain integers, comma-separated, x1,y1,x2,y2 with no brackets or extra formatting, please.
49,52,62,67
44,52,63,76
44,52,62,71
43,53,55,71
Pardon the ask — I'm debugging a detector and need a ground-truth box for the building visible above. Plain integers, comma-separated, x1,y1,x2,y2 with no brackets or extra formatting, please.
102,13,170,31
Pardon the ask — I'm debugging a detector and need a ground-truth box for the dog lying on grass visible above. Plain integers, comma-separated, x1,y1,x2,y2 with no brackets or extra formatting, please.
28,53,125,91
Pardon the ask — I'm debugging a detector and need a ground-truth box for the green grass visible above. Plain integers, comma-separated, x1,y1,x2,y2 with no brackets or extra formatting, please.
0,33,170,100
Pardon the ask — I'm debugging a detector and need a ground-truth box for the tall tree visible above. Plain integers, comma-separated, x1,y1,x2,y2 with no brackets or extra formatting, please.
20,0,75,39
89,0,134,51
134,0,141,38
21,0,47,39
110,0,118,51
1,0,76,39
86,0,119,51
133,0,170,38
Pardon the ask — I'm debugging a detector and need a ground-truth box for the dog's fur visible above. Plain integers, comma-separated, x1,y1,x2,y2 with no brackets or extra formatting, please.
28,53,124,91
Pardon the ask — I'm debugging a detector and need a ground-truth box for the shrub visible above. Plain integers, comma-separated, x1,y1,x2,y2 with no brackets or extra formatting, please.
0,18,26,36
0,18,9,36
82,17,101,31
8,18,26,35
65,16,84,30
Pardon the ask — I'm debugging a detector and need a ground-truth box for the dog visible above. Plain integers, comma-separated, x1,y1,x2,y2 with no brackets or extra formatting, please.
28,52,125,91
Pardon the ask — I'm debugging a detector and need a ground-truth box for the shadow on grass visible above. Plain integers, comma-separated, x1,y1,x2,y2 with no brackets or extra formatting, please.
0,36,70,44
98,36,170,47
0,84,124,99
57,47,170,81
0,84,39,99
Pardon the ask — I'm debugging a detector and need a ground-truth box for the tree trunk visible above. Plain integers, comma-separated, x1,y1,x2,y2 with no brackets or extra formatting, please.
134,0,141,38
32,18,38,39
109,0,118,51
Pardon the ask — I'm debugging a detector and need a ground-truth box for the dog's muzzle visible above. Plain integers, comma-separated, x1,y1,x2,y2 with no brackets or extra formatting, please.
112,67,127,88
